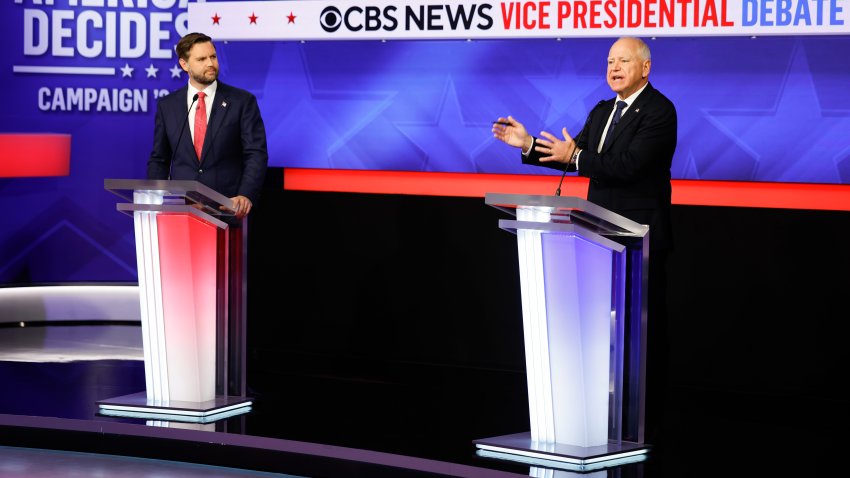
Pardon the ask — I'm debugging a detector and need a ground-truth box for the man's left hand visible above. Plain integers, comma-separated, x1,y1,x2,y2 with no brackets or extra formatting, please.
224,195,252,218
535,127,576,164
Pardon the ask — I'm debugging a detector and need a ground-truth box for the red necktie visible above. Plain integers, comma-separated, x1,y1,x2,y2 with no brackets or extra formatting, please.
193,92,207,161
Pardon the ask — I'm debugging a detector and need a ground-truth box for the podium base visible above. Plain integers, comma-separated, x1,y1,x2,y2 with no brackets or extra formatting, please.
97,392,252,424
473,432,650,472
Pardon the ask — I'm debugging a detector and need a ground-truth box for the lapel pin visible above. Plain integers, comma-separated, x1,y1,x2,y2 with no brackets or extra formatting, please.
222,101,227,108
635,108,640,113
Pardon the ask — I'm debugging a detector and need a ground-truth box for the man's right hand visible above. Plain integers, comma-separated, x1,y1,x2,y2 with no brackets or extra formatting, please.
492,116,532,152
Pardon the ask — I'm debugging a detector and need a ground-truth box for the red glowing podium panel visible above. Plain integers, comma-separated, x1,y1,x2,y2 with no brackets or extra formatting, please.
100,179,250,422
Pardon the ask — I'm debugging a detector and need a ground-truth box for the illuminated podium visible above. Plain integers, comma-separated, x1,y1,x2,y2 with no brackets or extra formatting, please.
474,193,651,471
99,179,251,422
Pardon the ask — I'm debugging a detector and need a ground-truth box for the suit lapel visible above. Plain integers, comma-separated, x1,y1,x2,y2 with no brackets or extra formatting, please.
166,87,197,159
602,84,654,152
591,99,616,149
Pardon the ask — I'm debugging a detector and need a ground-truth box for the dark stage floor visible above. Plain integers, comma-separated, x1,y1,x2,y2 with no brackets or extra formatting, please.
0,323,834,477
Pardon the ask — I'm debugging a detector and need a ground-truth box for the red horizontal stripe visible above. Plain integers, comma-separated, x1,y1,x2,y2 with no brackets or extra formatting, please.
284,169,588,198
283,168,850,211
0,133,71,178
670,179,850,211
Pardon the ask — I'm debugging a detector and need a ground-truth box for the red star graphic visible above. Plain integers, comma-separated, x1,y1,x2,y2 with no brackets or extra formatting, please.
212,13,221,25
287,12,297,24
249,12,258,24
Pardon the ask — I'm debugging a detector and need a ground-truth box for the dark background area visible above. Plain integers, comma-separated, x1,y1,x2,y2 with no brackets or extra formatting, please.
1,168,845,476
243,169,846,469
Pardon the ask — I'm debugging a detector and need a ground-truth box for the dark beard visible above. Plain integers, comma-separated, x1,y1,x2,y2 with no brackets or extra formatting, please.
191,69,218,86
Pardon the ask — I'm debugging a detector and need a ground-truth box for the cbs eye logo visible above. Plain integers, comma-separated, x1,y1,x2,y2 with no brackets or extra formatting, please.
320,6,342,32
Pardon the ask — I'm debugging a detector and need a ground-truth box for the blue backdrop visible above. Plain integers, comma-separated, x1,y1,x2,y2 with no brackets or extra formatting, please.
2,2,849,283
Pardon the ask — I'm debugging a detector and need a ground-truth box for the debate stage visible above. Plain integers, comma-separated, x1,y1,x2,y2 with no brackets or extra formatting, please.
0,187,841,476
0,312,830,477
0,320,530,478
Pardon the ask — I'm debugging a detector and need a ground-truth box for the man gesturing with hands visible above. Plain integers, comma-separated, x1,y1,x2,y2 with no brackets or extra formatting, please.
493,36,678,445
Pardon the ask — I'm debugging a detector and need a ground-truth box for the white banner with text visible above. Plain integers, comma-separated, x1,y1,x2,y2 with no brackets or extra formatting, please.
189,0,849,40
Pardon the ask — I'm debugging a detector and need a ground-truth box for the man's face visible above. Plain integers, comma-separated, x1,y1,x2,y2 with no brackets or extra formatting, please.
180,41,219,88
606,38,650,99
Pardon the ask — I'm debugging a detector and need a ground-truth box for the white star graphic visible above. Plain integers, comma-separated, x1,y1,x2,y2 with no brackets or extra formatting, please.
169,64,182,79
145,64,159,78
119,63,134,78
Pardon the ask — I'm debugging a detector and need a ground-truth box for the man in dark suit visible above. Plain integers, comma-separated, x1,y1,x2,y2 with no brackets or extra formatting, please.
493,36,676,444
148,32,268,218
146,33,267,397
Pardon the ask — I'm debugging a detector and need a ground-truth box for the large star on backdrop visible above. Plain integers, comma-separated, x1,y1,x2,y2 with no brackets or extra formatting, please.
256,43,395,169
0,211,136,282
704,42,850,183
395,79,492,172
525,53,608,134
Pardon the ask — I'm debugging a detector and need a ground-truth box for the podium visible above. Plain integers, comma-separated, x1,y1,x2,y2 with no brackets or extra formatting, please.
474,193,651,471
98,179,252,422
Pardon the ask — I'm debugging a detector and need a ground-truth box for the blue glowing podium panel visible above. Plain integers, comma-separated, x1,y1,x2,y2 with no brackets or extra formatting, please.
478,193,649,468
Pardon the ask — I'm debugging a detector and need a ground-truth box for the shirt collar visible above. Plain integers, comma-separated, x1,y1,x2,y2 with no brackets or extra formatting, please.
618,83,648,108
188,80,218,100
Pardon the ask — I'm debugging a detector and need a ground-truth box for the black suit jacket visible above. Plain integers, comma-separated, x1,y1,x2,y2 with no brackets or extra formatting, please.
524,83,677,251
147,81,268,204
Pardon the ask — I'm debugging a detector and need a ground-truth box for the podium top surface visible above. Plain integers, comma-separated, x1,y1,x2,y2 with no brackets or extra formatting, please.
485,192,648,239
105,179,230,205
104,179,239,225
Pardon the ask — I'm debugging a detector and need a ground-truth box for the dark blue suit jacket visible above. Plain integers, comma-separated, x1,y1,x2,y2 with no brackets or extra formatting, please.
147,81,268,204
524,83,677,251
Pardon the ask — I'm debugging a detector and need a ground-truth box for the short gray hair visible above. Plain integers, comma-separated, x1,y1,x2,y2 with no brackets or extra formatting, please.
619,36,651,61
